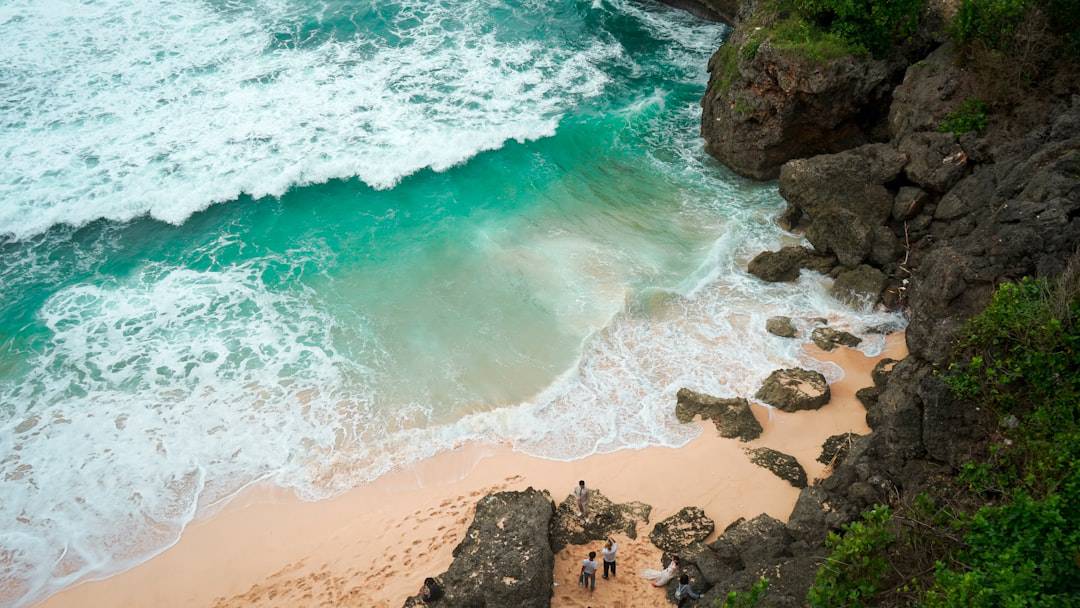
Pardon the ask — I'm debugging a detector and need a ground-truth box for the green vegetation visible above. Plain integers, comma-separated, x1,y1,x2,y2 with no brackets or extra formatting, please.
712,43,740,93
938,99,989,135
717,577,769,608
770,15,863,61
792,0,925,57
803,268,1080,607
807,506,896,607
952,0,1080,57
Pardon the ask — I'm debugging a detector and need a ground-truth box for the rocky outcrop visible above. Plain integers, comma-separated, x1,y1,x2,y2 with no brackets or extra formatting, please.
817,432,861,465
755,368,830,411
747,246,836,282
766,315,797,338
810,327,862,351
550,490,651,552
830,265,888,306
403,489,555,608
650,506,715,554
676,388,763,441
701,11,905,179
747,447,808,488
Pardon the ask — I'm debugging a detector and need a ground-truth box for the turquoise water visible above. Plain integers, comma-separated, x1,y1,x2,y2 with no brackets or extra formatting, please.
0,0,900,605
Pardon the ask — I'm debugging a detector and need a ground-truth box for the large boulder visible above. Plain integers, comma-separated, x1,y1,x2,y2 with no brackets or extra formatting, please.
830,265,887,306
778,144,907,267
747,448,808,488
720,514,791,568
650,506,715,554
818,432,862,465
403,489,555,608
811,327,863,351
550,490,651,552
702,21,903,180
766,315,797,338
747,246,836,282
755,368,830,411
676,388,763,442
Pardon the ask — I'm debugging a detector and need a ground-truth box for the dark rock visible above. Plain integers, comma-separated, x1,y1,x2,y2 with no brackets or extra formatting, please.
754,368,830,411
779,144,906,225
805,208,875,268
747,246,837,282
679,542,740,587
702,28,904,180
889,43,976,141
664,562,709,605
872,358,899,387
721,514,791,567
747,448,808,488
550,490,651,552
830,265,887,306
766,315,797,338
650,507,715,554
899,131,970,192
855,385,881,409
869,225,902,267
786,486,849,546
676,388,763,442
892,186,932,221
811,327,862,351
403,488,554,608
818,432,861,465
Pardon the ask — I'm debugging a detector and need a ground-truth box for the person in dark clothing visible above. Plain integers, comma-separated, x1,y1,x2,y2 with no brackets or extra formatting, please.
674,573,700,606
419,577,444,604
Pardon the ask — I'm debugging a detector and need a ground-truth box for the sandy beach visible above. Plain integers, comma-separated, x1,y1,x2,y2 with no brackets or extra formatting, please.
37,333,905,608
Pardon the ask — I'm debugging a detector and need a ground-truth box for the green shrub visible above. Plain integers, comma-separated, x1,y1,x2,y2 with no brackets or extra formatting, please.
791,0,925,57
952,0,1031,50
938,99,989,135
712,43,740,93
770,15,863,61
808,505,895,608
718,577,769,608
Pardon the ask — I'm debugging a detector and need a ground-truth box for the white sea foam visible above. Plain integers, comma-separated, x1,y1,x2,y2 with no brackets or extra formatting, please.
0,0,620,240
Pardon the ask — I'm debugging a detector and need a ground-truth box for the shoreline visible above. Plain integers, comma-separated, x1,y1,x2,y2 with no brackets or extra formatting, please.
37,333,906,608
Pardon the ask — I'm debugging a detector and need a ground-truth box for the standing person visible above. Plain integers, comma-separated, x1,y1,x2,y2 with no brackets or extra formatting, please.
574,480,590,518
601,537,618,579
674,574,700,606
580,551,599,593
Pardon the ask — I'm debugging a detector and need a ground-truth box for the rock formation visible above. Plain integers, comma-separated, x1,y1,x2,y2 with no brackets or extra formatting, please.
550,490,651,552
747,447,808,488
649,506,715,554
676,388,763,441
810,327,862,351
754,368,830,411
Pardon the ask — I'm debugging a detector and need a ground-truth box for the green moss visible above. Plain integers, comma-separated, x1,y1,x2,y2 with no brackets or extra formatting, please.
733,98,752,115
770,16,864,61
713,43,740,93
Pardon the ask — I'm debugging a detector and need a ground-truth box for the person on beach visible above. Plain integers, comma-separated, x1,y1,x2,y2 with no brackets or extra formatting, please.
574,480,589,518
674,574,701,606
601,537,618,579
419,577,443,604
580,551,599,592
641,555,680,587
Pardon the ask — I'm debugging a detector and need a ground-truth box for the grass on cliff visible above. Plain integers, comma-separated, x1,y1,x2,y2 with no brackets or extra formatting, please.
805,263,1080,607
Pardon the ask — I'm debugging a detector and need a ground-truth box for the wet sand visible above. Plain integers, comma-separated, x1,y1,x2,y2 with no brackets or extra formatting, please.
38,333,906,608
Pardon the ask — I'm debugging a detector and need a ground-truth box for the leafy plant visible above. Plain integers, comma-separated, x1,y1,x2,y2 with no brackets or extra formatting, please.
770,15,863,61
938,99,989,135
808,505,895,607
790,0,925,57
951,0,1031,50
718,577,769,608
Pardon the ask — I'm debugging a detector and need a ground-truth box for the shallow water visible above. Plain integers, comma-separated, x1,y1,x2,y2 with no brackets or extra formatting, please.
0,0,901,605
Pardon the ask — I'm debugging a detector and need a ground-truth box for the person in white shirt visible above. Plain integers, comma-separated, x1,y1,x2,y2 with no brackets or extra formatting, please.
573,480,589,518
601,537,618,579
580,551,599,592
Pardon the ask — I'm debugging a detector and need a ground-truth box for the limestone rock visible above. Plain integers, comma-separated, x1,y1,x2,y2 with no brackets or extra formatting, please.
893,186,932,221
818,432,862,465
402,488,554,608
766,315,797,338
718,514,791,568
747,447,808,488
676,388,763,442
872,358,899,387
747,246,836,282
899,131,970,193
550,489,651,552
755,368,830,411
811,327,862,351
650,506,715,554
830,265,887,307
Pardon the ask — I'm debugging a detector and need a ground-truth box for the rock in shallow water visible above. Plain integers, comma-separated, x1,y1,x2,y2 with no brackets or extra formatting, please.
650,506,715,554
766,315,797,338
676,388,762,442
747,447,808,488
811,327,863,351
754,368,830,411
747,246,836,282
830,265,887,307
